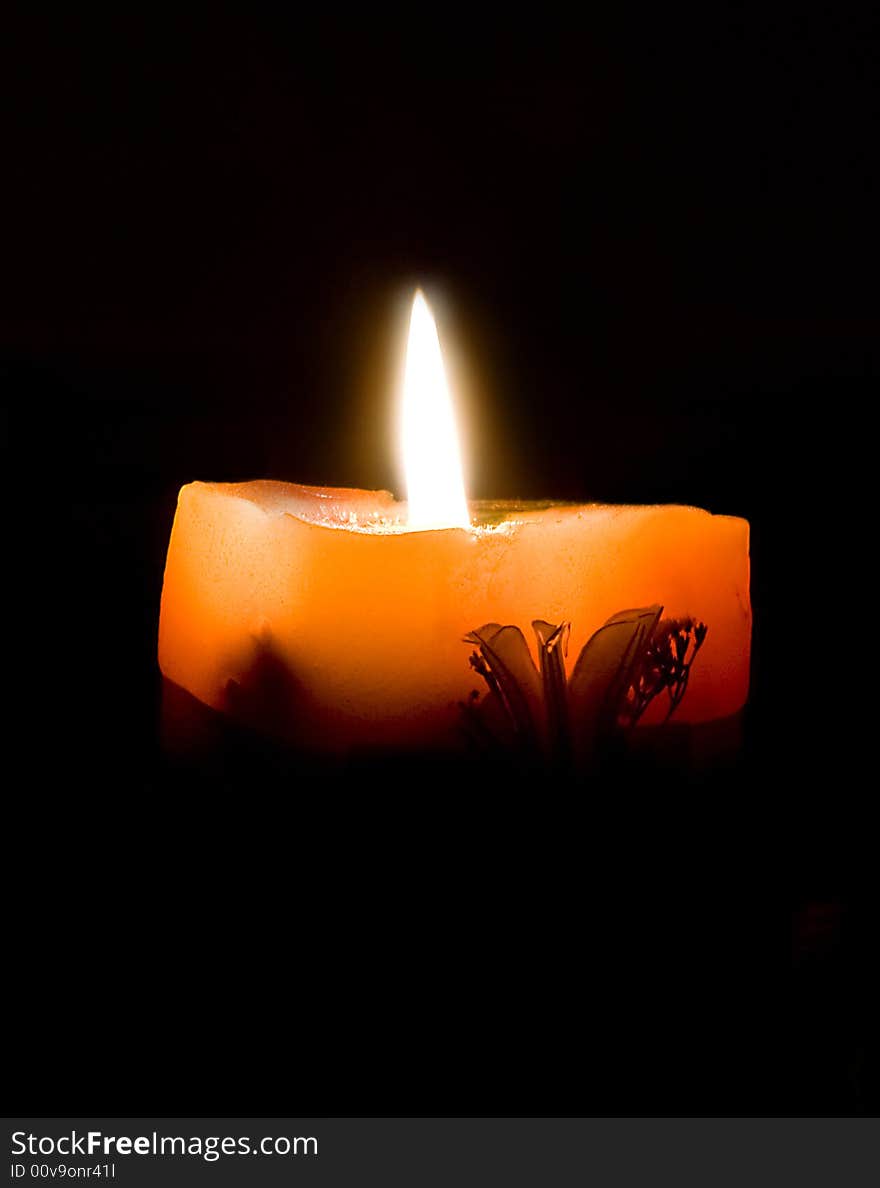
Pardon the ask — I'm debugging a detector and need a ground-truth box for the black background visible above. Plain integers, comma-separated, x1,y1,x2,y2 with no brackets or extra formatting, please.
4,9,877,1114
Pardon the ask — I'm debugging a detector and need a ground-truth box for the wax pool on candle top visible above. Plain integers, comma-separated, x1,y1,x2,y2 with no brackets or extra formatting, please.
158,480,750,753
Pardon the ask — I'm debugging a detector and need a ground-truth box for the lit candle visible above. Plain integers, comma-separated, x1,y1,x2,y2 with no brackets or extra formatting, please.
159,292,750,756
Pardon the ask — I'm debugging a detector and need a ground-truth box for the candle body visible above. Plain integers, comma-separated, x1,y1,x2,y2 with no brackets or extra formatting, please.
159,481,750,751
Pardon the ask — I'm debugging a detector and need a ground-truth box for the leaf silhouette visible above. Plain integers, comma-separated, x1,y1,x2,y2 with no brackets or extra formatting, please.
465,623,542,746
533,620,571,757
568,605,663,741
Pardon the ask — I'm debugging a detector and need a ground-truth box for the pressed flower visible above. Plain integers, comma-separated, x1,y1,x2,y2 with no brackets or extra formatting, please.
461,606,707,768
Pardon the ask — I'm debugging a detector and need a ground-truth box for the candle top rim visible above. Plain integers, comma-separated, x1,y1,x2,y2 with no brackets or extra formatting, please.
177,479,749,536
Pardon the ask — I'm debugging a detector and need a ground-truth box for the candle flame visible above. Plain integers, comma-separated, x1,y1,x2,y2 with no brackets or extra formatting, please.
401,290,470,530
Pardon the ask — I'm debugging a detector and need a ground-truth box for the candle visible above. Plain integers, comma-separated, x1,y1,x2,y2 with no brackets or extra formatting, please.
159,293,750,757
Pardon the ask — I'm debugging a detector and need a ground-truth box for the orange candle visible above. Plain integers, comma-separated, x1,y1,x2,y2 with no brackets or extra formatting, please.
159,294,750,755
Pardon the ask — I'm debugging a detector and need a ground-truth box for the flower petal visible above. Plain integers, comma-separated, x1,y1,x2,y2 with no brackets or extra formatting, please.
568,606,663,743
465,623,542,745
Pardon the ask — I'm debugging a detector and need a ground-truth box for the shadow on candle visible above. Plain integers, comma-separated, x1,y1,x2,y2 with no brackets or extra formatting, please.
222,635,313,744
